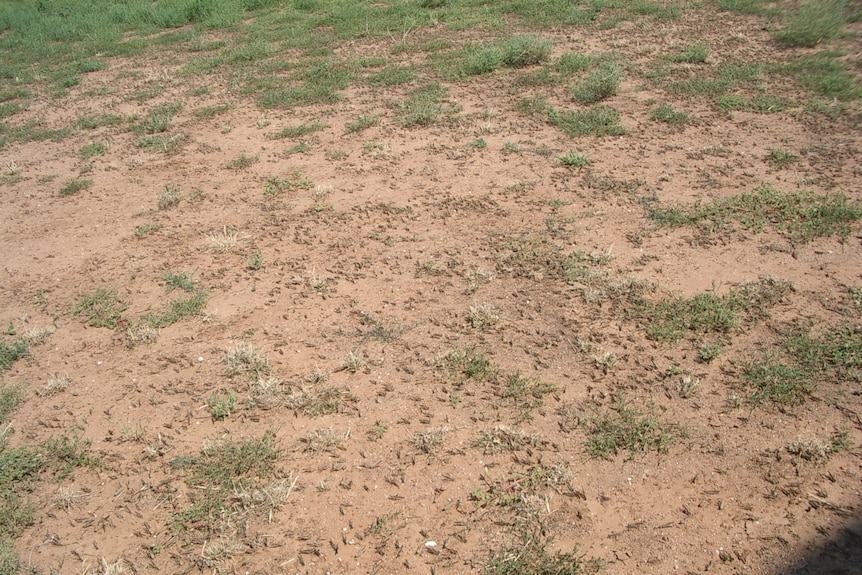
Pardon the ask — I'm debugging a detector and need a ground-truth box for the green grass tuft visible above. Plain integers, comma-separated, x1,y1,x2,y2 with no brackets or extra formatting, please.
549,105,626,137
571,61,622,104
73,289,128,330
648,185,862,243
57,178,92,197
584,397,684,459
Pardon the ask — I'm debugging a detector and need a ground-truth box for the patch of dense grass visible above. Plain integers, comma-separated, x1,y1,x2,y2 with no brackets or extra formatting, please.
0,340,28,372
571,61,622,104
776,53,862,101
773,0,847,48
73,288,129,330
744,324,861,406
549,105,626,137
395,82,456,127
584,397,684,459
639,277,791,343
648,185,862,243
169,430,282,538
143,291,207,328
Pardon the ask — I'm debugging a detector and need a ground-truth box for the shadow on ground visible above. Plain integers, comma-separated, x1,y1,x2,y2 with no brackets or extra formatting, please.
788,514,862,575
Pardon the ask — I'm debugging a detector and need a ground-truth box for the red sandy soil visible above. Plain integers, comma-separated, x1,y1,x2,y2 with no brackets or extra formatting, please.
1,6,861,575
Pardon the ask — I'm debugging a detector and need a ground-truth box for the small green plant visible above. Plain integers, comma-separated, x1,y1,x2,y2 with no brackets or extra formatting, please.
503,141,519,153
499,35,553,68
584,397,683,459
57,178,92,197
472,138,487,148
136,133,186,154
549,105,626,137
669,43,709,63
367,422,388,441
396,82,452,127
559,150,590,167
164,272,196,292
571,61,622,104
143,291,207,328
442,347,495,385
157,184,182,210
225,154,259,170
191,104,231,119
698,341,724,363
267,121,325,139
249,250,263,270
73,289,128,330
765,148,799,167
263,172,314,196
79,141,107,159
484,521,587,575
344,114,379,133
135,223,163,238
134,103,182,135
208,393,238,420
40,431,99,478
650,103,694,125
0,340,28,372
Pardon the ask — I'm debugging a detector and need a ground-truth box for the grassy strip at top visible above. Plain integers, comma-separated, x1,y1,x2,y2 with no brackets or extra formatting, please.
648,185,862,244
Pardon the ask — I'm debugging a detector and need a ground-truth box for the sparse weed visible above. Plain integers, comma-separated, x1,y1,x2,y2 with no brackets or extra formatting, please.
263,172,313,196
300,428,349,453
37,373,72,397
192,104,231,119
125,323,159,347
79,141,108,159
224,154,259,170
571,61,622,104
206,226,239,252
341,349,364,373
774,0,847,47
468,304,501,330
649,185,862,243
475,425,542,455
164,272,196,292
157,184,182,210
207,393,238,420
134,103,181,135
224,342,270,380
58,178,92,197
650,103,694,125
411,426,449,455
765,148,799,167
285,384,358,416
0,339,28,372
345,114,379,133
267,121,325,139
559,150,590,167
669,43,710,63
584,397,683,459
134,223,162,238
143,291,207,328
74,289,128,330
